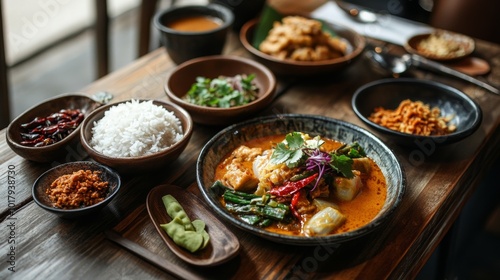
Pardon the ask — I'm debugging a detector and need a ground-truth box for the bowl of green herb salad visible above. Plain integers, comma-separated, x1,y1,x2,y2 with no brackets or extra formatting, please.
164,55,276,126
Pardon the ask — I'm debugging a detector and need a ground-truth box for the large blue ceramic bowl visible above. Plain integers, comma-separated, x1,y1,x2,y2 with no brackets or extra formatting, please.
196,114,405,246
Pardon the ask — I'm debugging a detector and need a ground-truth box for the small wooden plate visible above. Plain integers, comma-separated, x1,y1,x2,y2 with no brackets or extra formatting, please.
146,184,240,266
445,56,491,76
405,31,475,61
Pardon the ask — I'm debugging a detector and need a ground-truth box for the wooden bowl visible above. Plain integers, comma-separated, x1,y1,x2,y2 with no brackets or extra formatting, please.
80,99,193,174
6,94,101,163
164,55,276,126
239,18,366,76
405,31,475,61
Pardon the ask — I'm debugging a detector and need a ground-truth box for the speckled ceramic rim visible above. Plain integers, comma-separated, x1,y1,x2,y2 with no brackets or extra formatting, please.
32,161,121,214
196,114,406,246
351,78,483,144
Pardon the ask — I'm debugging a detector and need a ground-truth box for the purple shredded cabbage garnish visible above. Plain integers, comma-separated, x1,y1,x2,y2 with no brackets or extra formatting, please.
304,149,332,192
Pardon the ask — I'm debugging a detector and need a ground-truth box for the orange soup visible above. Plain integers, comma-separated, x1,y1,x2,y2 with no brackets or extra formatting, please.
167,16,222,32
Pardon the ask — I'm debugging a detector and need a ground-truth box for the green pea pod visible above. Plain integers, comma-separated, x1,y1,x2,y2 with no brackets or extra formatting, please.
161,217,203,253
162,195,195,231
160,195,211,253
192,219,210,249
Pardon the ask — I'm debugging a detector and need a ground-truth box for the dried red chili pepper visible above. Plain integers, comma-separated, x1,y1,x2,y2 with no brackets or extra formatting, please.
290,191,302,220
268,173,318,197
19,109,84,147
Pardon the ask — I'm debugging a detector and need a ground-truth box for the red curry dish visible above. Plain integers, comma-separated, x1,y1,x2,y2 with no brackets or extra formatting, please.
211,132,387,237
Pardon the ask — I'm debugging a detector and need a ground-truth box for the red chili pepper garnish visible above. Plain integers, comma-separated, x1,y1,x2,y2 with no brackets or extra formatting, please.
290,191,302,220
268,173,318,197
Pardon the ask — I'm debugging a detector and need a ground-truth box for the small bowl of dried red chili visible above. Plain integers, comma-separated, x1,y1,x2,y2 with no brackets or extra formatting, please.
32,161,121,219
6,94,102,162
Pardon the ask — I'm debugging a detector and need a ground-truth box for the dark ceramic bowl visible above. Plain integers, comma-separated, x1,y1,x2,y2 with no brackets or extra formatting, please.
196,114,405,246
33,161,121,219
164,55,276,126
352,78,482,147
80,99,193,174
240,18,365,76
153,4,234,65
6,94,102,163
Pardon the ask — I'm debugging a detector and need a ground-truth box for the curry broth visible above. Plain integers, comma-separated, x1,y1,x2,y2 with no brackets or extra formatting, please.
214,134,387,236
167,16,222,32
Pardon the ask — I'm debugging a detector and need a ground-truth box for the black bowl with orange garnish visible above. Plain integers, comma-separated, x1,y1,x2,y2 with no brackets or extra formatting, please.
352,78,482,147
32,161,121,219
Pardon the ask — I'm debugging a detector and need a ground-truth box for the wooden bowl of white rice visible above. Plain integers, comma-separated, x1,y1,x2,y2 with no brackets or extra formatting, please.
80,99,193,174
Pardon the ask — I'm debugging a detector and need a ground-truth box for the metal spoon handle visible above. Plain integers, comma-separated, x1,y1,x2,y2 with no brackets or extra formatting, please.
409,54,499,95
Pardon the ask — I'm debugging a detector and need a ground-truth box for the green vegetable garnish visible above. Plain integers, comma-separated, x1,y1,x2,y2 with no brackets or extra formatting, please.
270,132,367,179
160,195,210,253
184,74,259,108
270,132,306,168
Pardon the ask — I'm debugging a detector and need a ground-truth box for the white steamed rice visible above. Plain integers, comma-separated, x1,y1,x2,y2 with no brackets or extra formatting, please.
90,99,183,157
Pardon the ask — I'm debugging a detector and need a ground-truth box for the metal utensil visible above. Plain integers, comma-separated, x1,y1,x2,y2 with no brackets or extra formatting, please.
366,49,499,95
335,0,377,23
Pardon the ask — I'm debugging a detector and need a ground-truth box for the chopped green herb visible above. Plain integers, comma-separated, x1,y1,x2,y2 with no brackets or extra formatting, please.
184,74,259,108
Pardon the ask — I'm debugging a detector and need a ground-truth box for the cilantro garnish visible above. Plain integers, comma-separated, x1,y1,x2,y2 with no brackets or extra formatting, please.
329,154,354,178
270,132,366,180
270,132,305,168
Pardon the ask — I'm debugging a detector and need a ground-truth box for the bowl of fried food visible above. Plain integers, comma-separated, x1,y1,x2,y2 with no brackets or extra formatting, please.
197,114,405,246
240,16,365,76
33,161,121,219
352,78,482,147
405,30,475,61
6,94,102,163
164,55,276,126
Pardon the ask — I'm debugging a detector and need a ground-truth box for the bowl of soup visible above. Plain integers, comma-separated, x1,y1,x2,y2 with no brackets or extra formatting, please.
153,4,234,64
196,114,406,246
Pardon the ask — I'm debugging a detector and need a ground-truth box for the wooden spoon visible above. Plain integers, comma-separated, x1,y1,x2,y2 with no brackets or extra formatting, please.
146,184,240,266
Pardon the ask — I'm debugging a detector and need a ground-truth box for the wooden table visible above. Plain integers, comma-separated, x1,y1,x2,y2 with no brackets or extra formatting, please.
1,30,499,279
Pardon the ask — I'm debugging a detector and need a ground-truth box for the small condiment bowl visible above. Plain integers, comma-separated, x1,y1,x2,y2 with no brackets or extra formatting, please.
352,78,482,147
33,161,121,219
6,94,102,163
80,99,193,174
153,4,234,65
405,30,475,61
164,55,276,126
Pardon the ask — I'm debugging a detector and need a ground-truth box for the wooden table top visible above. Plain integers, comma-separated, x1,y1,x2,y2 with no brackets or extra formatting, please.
1,30,499,279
